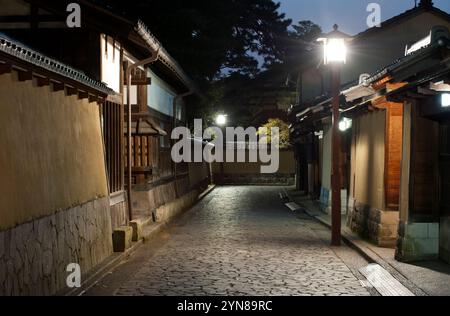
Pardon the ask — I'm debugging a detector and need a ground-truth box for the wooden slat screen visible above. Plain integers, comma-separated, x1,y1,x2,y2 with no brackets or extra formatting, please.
101,101,124,194
385,103,403,210
125,135,160,184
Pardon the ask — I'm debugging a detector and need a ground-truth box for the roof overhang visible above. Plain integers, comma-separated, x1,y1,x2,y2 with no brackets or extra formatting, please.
0,33,112,101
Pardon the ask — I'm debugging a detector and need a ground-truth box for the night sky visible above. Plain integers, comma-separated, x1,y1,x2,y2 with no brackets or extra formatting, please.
279,0,450,34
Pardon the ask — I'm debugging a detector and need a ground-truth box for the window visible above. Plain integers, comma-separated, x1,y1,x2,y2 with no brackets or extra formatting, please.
100,35,121,93
101,100,124,194
148,69,184,121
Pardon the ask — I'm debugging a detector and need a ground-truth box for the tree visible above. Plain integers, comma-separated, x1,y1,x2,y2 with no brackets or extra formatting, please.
291,20,323,42
99,1,321,124
283,20,322,68
209,20,322,127
104,0,292,84
257,118,290,149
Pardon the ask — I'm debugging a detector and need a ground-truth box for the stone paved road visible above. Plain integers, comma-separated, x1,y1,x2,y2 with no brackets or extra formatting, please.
94,186,370,296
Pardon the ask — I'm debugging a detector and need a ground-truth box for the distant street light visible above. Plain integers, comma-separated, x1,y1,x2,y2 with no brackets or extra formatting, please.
339,118,353,132
216,114,228,126
442,93,450,107
317,24,352,247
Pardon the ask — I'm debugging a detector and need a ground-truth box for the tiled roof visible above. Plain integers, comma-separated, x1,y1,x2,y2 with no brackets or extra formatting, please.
135,21,198,95
0,33,112,94
290,34,450,123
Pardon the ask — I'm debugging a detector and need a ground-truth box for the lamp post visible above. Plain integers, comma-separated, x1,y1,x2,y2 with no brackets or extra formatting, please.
317,24,352,246
215,113,228,183
216,114,228,127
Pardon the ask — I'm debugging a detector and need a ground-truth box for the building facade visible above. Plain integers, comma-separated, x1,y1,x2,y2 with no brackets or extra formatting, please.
290,0,450,262
0,0,211,295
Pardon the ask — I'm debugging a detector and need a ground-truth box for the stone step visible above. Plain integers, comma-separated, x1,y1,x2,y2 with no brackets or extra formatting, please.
285,202,303,212
359,264,415,296
130,216,154,242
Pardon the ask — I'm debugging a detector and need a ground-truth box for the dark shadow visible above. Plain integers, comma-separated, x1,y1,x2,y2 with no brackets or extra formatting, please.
405,260,450,275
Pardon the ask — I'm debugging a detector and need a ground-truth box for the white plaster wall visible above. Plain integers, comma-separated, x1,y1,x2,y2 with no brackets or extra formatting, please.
350,110,386,211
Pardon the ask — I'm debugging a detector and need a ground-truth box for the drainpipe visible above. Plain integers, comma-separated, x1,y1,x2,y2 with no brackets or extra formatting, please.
172,91,194,197
126,51,160,222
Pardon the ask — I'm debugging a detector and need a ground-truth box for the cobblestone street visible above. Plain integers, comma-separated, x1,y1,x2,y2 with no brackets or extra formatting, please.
88,186,371,296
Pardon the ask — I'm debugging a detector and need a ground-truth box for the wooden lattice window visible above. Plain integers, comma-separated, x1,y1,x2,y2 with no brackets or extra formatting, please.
101,100,125,194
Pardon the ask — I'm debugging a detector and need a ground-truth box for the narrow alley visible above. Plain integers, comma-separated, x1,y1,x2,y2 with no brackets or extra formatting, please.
86,187,371,296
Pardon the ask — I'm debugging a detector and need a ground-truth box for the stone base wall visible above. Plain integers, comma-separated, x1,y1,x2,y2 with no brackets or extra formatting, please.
155,190,200,224
396,221,440,262
347,198,399,248
214,173,295,186
110,200,128,231
132,177,191,219
0,197,113,296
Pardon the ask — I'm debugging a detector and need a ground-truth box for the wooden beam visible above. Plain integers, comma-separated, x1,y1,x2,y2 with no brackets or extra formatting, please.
66,86,78,96
372,75,393,91
36,76,50,87
371,96,388,109
18,70,33,82
386,82,408,93
0,63,12,75
406,91,428,99
125,78,152,86
78,90,89,100
52,81,64,92
417,87,439,96
89,94,98,103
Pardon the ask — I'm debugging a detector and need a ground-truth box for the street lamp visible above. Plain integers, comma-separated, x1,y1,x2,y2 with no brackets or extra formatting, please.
442,93,450,107
216,114,228,126
339,117,353,132
317,24,352,246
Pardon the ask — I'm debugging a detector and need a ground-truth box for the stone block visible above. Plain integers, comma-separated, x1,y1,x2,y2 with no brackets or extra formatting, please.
377,237,397,249
129,218,151,242
112,226,133,253
380,210,400,225
378,224,398,239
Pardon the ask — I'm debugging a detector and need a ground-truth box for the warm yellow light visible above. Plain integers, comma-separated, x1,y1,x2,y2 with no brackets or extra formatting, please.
216,114,227,126
323,38,347,65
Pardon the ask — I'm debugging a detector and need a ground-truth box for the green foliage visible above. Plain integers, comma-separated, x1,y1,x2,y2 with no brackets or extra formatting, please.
106,0,292,85
208,20,322,127
257,118,290,149
291,20,323,42
100,1,321,124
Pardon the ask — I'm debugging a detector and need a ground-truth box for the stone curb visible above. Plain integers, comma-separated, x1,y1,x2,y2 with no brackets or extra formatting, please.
61,185,216,296
284,191,428,297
